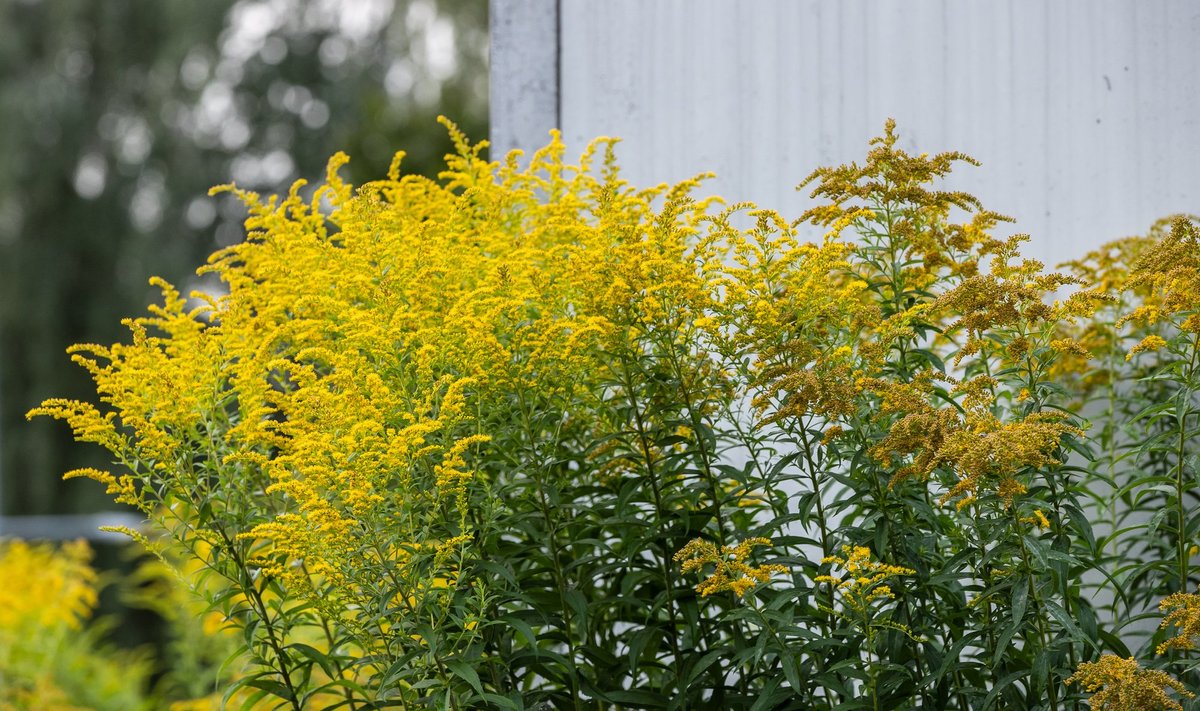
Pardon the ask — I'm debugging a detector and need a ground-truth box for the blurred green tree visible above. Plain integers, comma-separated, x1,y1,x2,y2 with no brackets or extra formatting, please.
0,0,488,518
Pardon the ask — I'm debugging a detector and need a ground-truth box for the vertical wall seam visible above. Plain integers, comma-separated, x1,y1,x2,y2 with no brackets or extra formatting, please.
555,0,562,130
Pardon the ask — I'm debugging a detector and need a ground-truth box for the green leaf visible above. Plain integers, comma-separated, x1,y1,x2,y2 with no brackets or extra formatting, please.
1011,576,1029,626
503,615,539,650
683,649,726,689
287,642,337,678
1023,535,1049,568
1063,504,1096,552
1043,600,1098,651
238,676,293,701
1031,649,1050,698
596,689,670,708
446,659,485,697
480,693,521,710
982,670,1027,709
930,633,974,684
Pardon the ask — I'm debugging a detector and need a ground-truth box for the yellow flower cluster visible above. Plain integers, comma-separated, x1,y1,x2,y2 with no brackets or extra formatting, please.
815,545,915,615
1157,590,1200,655
1,678,87,711
0,540,99,710
934,237,1101,366
869,372,1080,505
30,277,225,478
1020,509,1051,530
799,118,1005,282
1053,227,1166,390
1067,655,1193,711
713,217,873,425
0,539,97,633
41,116,1179,705
741,120,1011,434
1128,334,1169,360
772,120,1103,523
674,537,787,598
1119,216,1200,334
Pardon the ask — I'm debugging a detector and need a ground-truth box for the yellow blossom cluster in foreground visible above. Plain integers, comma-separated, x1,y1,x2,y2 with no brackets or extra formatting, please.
0,540,97,710
0,539,96,633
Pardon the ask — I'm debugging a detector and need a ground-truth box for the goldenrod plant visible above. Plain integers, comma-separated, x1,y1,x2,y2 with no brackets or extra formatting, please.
30,118,1200,709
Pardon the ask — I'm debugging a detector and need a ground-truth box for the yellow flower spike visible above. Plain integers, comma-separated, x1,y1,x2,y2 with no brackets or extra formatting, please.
675,537,787,598
820,425,844,445
816,545,915,615
1128,334,1169,360
1116,217,1200,335
1068,655,1193,711
866,369,1080,506
1157,589,1200,655
1020,509,1051,530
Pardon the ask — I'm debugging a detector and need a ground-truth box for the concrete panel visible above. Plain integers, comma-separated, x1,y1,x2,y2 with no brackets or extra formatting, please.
556,0,1200,266
489,0,559,160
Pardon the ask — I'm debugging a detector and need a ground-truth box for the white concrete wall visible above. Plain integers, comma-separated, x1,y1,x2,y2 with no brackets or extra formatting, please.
540,0,1200,267
489,0,559,159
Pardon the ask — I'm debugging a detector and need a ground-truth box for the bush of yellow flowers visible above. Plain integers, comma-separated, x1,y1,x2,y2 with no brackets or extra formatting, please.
29,117,1200,709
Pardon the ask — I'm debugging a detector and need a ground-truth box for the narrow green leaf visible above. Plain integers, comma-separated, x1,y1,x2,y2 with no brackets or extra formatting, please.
446,659,485,697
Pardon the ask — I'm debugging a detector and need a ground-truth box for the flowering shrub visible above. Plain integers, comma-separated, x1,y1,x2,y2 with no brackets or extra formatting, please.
31,118,1200,709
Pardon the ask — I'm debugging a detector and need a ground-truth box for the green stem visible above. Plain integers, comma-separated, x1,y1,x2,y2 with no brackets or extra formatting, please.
793,422,833,559
791,420,841,705
1175,334,1199,592
1102,331,1123,621
514,390,586,711
616,353,686,691
301,561,361,711
660,339,728,546
1012,509,1058,710
866,622,880,711
657,339,763,698
746,594,813,702
970,515,998,686
217,528,303,711
370,539,453,709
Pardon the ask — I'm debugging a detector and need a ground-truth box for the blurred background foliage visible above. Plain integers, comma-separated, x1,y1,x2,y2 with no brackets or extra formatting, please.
0,0,488,520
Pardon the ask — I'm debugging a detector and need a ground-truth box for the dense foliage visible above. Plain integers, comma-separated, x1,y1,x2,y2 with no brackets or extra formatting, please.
30,121,1200,709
